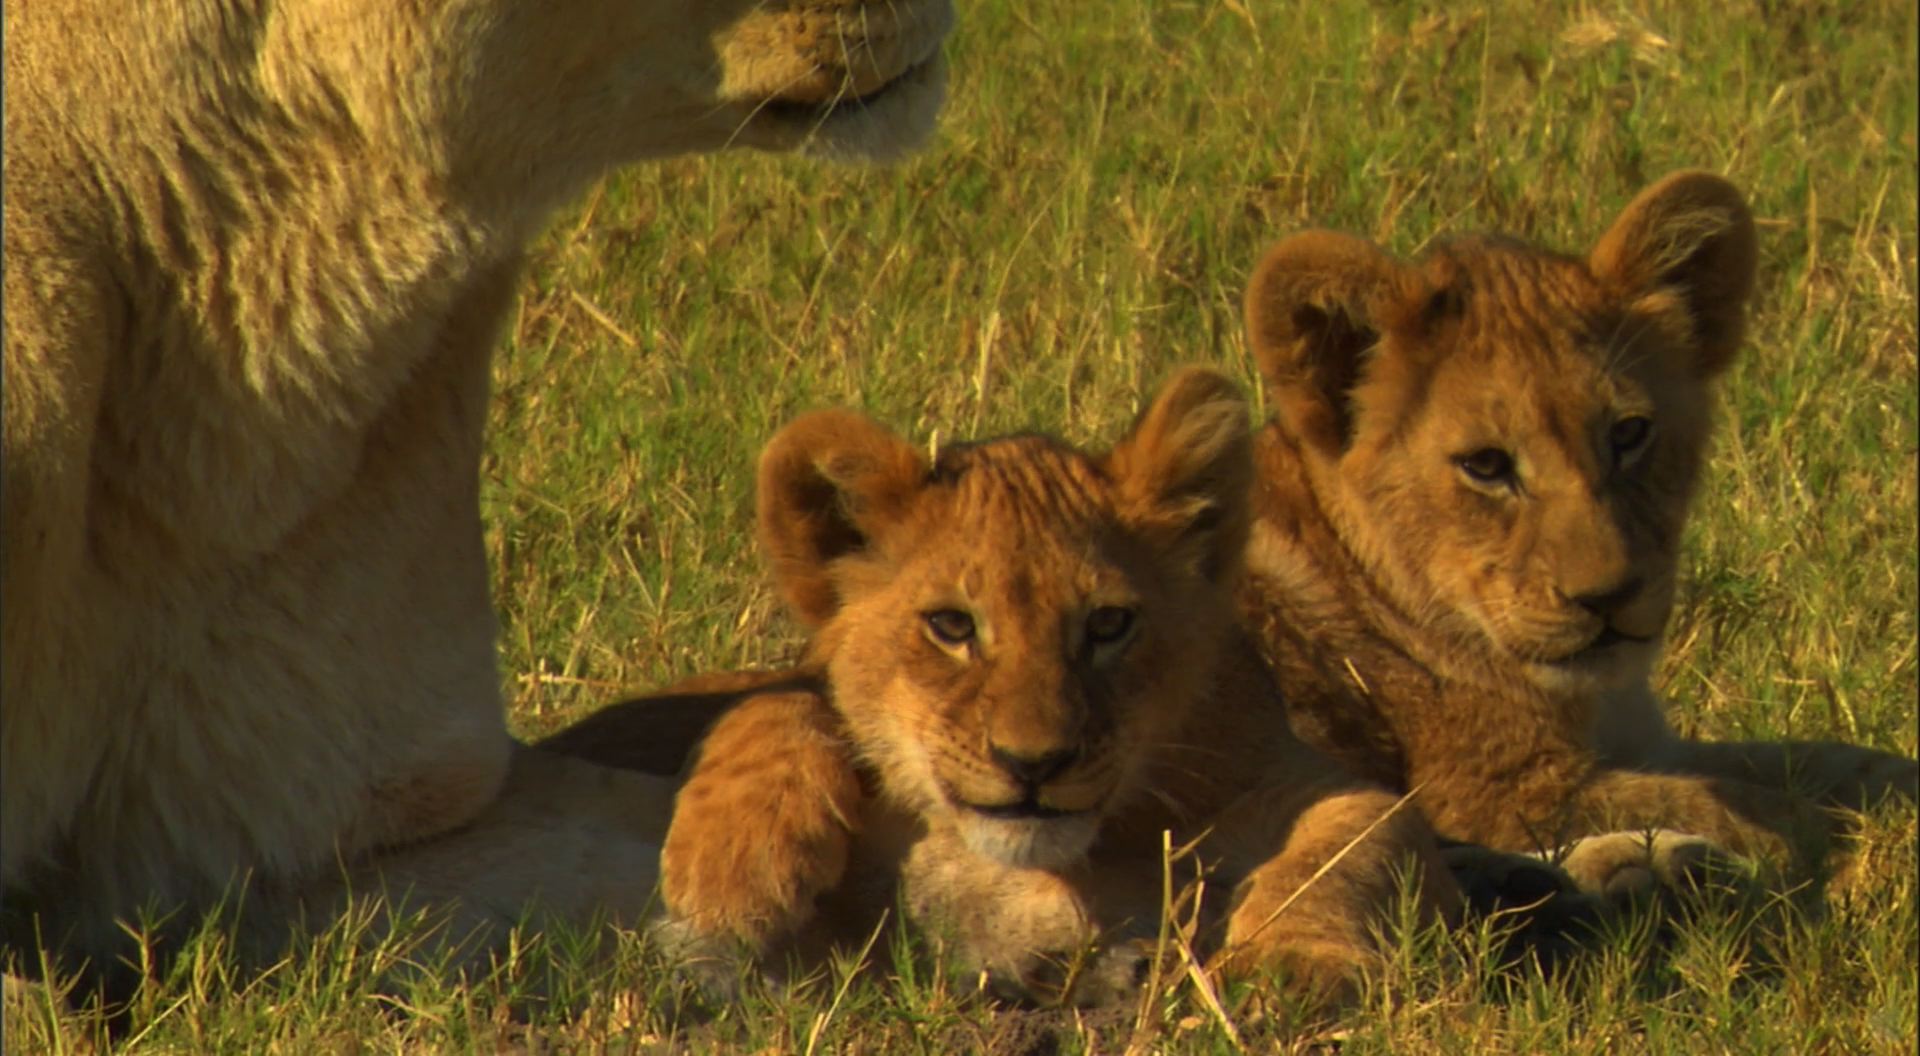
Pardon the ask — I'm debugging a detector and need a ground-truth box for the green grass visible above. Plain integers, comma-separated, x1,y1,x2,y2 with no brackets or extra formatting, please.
10,0,1915,1050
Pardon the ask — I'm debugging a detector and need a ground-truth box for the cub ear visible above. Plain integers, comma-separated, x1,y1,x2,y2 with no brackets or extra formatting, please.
1242,230,1407,457
756,410,927,627
1105,367,1253,587
1588,171,1758,378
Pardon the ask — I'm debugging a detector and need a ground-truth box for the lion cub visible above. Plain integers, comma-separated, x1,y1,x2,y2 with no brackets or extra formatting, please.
633,175,1917,959
655,368,1460,1009
1240,171,1916,877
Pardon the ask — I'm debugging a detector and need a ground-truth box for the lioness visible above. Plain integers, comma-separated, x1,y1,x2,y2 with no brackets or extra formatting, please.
635,367,1461,1010
4,0,952,977
1239,170,1917,869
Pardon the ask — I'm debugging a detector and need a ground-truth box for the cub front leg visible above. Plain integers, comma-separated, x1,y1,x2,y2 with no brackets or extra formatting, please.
1557,767,1831,871
900,823,1151,1007
657,685,865,960
1656,739,1919,812
1211,769,1461,1018
1416,750,1829,872
1596,685,1919,811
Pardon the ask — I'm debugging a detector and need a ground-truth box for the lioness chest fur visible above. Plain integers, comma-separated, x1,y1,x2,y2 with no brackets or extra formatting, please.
4,0,952,971
650,368,1460,1010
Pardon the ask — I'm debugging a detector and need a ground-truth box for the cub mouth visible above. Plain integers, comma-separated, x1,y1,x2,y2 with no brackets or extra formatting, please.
1546,626,1655,665
965,797,1081,821
955,797,1102,870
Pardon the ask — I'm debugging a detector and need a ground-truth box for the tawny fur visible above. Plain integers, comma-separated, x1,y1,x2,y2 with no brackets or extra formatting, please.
1237,171,1917,875
2,0,952,972
647,369,1461,1011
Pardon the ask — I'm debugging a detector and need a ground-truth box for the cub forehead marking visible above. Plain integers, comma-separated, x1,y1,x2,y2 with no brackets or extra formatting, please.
920,442,1122,635
1467,264,1597,353
935,440,1111,546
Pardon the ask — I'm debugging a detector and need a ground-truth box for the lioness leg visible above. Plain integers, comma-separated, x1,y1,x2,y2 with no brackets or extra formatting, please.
305,745,675,968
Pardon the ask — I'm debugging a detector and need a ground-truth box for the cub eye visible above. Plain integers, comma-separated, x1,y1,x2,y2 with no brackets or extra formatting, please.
1456,447,1516,485
924,609,976,646
1609,415,1654,463
1085,606,1135,645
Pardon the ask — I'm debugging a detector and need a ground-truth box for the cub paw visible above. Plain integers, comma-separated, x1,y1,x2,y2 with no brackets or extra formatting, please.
660,771,858,948
1441,841,1581,912
646,914,767,1001
1211,938,1367,1025
978,935,1157,1009
659,692,865,952
1551,828,1746,898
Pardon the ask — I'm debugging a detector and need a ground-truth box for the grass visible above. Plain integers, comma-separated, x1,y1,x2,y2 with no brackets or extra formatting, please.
9,0,1915,1050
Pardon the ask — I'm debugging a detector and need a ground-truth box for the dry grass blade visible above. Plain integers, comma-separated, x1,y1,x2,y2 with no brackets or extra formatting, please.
803,909,891,1056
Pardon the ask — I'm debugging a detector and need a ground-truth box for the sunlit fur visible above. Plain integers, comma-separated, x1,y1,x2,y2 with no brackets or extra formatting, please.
813,436,1228,869
656,369,1462,1011
1322,236,1708,698
1240,171,1916,871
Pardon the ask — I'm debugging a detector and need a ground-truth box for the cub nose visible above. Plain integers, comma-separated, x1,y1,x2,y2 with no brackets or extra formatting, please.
989,744,1077,788
1569,576,1644,617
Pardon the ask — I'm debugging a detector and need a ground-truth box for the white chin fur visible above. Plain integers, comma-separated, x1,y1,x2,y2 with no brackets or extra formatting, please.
789,54,950,164
958,812,1100,871
1528,640,1657,695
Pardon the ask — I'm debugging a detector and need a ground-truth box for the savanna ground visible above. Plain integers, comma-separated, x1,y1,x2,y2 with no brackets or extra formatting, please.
10,1,1916,1052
